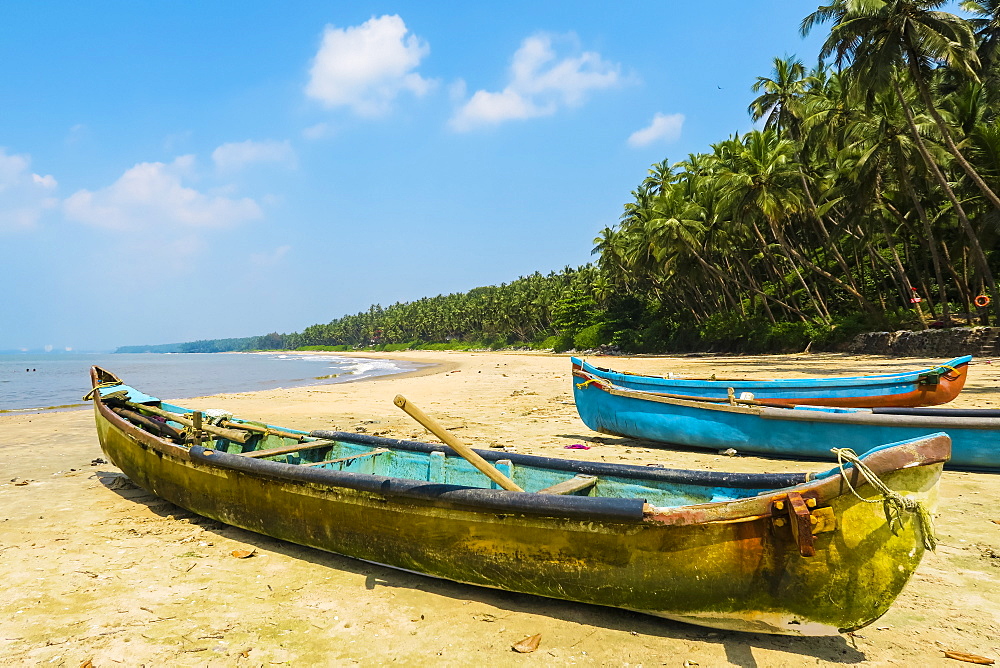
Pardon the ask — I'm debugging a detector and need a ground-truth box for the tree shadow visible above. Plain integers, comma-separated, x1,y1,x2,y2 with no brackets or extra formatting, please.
95,470,866,664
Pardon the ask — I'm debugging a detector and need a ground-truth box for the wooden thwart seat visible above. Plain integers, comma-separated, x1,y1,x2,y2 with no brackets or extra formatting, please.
302,448,390,467
240,440,337,459
537,474,598,495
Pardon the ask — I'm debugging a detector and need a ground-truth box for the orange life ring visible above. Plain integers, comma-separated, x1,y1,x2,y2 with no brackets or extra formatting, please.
975,295,991,307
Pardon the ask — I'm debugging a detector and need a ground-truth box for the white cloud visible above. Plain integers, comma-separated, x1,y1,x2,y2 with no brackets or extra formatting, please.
0,148,58,230
66,124,88,145
212,140,296,172
305,14,433,116
302,122,335,140
64,156,262,231
627,113,685,148
251,244,291,267
450,33,622,132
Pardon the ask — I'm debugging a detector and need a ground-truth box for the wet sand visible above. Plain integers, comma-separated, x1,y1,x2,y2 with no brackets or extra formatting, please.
1,351,998,666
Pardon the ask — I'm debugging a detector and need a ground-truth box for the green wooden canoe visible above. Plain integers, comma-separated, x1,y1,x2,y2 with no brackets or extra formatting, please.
88,366,949,635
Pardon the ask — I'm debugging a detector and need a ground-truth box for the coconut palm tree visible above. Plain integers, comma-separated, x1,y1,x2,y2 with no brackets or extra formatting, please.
749,56,811,138
803,0,1000,210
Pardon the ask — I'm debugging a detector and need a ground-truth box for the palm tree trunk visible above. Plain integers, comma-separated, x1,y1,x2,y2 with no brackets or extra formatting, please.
877,205,928,327
896,167,951,322
905,42,1000,211
692,249,813,322
750,220,832,322
795,165,865,296
893,78,1000,324
762,216,873,315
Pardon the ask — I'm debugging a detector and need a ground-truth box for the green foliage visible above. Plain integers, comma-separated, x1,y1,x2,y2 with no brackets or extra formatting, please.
573,323,609,350
551,290,599,335
551,332,576,353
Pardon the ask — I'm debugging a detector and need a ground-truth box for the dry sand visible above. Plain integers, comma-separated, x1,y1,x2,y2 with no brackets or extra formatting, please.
1,351,999,667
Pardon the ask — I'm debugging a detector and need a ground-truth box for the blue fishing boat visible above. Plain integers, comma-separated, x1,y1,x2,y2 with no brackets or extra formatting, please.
572,367,999,471
89,366,948,635
571,355,972,408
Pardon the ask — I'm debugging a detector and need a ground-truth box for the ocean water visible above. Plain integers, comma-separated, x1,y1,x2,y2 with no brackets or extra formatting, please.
0,352,425,412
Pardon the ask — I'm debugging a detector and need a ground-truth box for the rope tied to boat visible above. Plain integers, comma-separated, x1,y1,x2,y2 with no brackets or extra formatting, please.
832,448,937,551
575,378,610,390
935,364,958,378
82,380,123,401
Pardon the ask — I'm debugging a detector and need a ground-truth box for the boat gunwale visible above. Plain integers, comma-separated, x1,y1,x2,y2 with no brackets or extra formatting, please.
305,430,804,489
573,355,972,389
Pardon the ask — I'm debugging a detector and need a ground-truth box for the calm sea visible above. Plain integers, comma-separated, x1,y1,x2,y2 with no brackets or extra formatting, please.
0,352,424,412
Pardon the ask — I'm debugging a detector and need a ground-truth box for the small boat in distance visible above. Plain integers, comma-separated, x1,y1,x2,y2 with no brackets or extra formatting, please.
572,366,998,470
90,366,948,635
571,355,972,408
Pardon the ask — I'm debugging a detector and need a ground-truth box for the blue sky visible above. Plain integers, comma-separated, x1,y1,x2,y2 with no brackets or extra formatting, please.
1,1,831,351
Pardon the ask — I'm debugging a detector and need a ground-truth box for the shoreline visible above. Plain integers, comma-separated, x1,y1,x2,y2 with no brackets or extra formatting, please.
0,351,450,415
2,351,998,665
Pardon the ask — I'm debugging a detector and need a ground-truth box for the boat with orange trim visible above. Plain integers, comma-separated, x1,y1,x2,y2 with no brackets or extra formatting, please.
571,355,971,408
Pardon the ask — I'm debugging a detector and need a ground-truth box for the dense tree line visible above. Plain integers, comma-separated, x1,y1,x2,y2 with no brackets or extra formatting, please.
130,2,1000,355
115,335,286,353
591,0,1000,350
290,268,606,351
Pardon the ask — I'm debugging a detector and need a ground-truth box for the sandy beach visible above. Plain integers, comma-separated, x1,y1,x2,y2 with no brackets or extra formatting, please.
2,350,999,667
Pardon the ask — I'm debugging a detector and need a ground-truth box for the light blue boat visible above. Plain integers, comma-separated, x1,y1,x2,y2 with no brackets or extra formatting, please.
572,367,999,471
571,355,973,408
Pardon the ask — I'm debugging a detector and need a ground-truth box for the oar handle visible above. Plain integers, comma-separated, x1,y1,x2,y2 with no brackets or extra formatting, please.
393,394,523,492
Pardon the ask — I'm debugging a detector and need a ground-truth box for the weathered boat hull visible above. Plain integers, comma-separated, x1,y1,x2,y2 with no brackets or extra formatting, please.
572,355,972,408
573,369,999,470
90,367,948,635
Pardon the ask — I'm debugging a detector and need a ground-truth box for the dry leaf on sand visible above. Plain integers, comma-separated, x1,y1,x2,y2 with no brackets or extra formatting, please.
512,634,541,653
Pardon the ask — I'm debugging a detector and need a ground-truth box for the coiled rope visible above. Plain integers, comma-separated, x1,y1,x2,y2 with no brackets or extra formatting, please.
832,448,937,551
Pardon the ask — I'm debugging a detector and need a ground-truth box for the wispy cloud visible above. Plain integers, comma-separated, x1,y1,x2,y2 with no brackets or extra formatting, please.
627,113,684,148
63,155,262,231
450,33,622,132
212,140,296,172
302,122,335,140
0,148,58,230
251,244,291,267
305,14,433,116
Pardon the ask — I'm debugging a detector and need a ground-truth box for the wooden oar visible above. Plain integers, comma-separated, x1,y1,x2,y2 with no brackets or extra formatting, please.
393,394,523,492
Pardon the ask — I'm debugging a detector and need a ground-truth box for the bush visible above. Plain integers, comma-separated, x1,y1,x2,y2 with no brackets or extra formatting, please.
573,323,608,350
551,332,576,353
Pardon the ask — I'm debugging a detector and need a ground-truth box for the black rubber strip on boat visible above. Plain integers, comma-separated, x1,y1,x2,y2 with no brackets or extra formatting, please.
189,446,648,522
307,430,809,489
